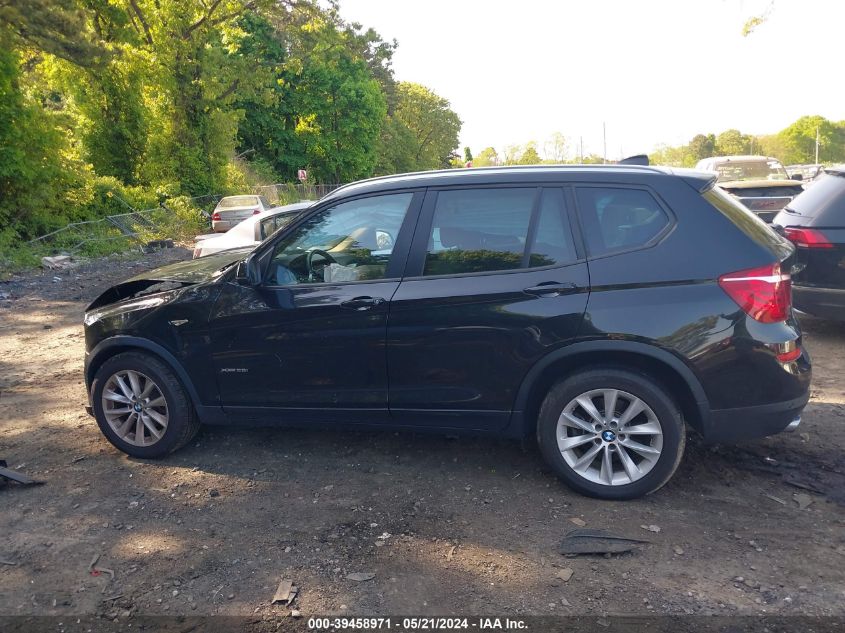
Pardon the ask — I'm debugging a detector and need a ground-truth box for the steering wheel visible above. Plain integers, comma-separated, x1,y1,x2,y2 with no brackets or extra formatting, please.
305,248,336,282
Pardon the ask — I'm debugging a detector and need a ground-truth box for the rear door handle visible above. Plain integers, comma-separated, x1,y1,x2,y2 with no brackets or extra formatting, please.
523,282,579,297
340,296,385,310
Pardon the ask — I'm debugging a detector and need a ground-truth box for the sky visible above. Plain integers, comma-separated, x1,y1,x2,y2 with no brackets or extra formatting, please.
338,0,845,161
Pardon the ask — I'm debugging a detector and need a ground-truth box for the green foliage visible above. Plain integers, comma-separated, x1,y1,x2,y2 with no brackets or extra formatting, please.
650,117,845,167
0,0,463,273
472,147,499,167
394,82,462,170
716,129,753,155
517,142,542,165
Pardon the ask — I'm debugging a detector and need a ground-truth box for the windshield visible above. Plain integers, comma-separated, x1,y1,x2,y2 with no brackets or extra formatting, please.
217,195,259,209
714,160,789,182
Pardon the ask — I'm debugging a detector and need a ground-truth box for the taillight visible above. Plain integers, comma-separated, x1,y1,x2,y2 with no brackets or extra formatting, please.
252,209,261,215
783,227,833,249
212,212,221,221
718,262,792,323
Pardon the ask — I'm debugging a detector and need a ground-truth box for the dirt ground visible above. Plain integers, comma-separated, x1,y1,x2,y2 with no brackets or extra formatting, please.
1,247,844,625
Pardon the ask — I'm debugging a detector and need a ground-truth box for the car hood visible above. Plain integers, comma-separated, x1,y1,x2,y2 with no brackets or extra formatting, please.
126,248,253,283
86,248,252,311
719,179,801,190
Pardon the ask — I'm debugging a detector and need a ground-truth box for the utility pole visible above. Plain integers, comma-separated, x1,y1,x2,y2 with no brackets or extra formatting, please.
579,136,583,163
603,122,607,164
815,126,820,164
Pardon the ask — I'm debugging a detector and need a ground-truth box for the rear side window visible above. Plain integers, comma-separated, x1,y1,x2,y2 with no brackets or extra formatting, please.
423,188,576,276
575,187,670,256
783,172,845,222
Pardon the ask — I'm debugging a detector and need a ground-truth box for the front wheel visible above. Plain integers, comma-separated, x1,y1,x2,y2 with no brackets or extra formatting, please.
91,352,200,458
537,368,685,500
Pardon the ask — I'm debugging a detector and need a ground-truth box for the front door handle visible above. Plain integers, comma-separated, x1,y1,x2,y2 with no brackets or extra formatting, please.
340,296,385,311
523,282,579,297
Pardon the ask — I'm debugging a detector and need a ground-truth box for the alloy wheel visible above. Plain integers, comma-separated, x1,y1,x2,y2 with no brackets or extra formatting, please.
556,388,663,486
101,370,169,447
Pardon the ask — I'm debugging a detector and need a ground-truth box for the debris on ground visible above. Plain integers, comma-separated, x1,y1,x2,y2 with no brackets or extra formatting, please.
560,529,649,556
40,255,74,270
764,493,787,505
569,517,586,527
557,568,574,582
88,554,114,579
346,572,376,582
0,558,17,566
793,493,814,510
0,460,45,486
640,524,661,533
272,578,298,605
673,546,684,556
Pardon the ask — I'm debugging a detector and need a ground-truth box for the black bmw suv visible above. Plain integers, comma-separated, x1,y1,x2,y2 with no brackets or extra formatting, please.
83,166,811,500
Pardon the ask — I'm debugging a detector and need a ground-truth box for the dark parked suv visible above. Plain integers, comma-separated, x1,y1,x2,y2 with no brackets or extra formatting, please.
83,166,811,499
773,166,845,321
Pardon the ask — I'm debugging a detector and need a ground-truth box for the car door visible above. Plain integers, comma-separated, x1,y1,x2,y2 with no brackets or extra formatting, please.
387,185,589,430
208,190,422,423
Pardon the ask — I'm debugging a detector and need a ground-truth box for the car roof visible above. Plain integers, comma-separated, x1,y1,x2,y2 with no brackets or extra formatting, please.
321,165,716,202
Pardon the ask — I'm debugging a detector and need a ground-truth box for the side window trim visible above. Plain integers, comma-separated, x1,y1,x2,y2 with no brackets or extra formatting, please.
520,188,544,268
571,183,677,259
257,189,425,287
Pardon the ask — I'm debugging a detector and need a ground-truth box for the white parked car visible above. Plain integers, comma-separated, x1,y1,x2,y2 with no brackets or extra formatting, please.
211,195,276,232
194,202,312,258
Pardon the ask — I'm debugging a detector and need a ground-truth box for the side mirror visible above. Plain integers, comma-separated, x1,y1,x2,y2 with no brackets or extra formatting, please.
791,173,803,181
235,254,261,286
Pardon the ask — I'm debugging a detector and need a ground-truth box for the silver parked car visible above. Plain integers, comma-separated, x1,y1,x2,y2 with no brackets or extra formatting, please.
211,195,275,232
193,202,312,258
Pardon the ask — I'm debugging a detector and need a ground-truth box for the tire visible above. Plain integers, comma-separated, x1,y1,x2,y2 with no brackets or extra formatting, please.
536,368,685,500
91,351,200,459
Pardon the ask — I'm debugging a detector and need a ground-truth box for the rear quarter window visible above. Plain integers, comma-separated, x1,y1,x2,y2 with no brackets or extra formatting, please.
575,186,671,257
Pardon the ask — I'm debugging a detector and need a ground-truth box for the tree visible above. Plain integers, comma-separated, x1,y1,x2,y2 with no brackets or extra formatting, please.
716,129,752,155
0,0,106,67
687,133,716,161
776,115,844,164
543,132,568,163
473,147,499,167
394,82,461,170
373,116,417,175
283,14,386,182
517,142,542,165
463,147,473,164
0,37,77,238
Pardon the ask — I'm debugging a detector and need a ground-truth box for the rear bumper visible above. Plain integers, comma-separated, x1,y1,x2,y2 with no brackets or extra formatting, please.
705,392,810,443
211,220,235,233
794,285,845,321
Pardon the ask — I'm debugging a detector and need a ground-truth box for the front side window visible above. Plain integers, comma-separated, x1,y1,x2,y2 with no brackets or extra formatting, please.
260,212,299,241
265,193,412,285
575,187,670,256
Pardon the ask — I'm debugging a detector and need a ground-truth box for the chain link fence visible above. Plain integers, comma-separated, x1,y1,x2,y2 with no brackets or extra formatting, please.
13,183,343,266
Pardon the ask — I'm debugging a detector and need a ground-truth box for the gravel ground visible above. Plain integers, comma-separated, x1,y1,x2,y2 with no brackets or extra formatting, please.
1,247,844,626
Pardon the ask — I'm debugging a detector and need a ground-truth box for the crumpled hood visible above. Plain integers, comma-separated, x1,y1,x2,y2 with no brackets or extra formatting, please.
86,247,252,311
125,247,253,284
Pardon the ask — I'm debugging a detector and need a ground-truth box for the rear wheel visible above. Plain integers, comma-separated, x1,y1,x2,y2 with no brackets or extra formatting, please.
91,352,200,458
537,368,685,500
